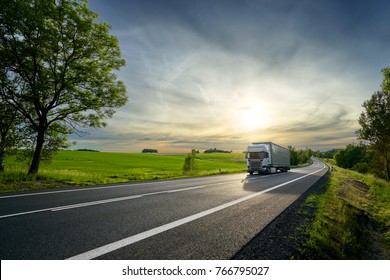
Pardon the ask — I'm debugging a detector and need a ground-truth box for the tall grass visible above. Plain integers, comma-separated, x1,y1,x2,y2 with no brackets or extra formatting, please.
301,163,390,259
344,169,390,244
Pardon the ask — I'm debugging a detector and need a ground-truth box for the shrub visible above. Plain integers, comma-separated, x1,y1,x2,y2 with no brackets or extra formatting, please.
352,162,369,174
182,150,197,174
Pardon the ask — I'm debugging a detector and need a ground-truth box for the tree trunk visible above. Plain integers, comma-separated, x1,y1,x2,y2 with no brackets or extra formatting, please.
385,158,390,181
382,143,390,181
28,129,45,175
0,148,4,172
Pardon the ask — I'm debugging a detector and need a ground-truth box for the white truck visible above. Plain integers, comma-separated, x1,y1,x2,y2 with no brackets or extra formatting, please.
245,142,290,174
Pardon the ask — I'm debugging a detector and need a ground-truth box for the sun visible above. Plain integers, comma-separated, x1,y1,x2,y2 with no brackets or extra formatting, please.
235,104,271,131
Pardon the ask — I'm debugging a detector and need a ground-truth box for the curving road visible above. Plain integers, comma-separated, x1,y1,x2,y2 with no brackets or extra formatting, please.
0,158,327,259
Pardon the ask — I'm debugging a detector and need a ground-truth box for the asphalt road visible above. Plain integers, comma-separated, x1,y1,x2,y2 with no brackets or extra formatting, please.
0,158,327,260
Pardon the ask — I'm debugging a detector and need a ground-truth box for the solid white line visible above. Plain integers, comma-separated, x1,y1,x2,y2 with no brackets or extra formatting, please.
67,164,327,260
0,185,209,219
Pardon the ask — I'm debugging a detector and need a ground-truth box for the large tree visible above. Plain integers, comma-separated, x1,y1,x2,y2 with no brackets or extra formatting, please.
357,68,390,180
0,0,127,174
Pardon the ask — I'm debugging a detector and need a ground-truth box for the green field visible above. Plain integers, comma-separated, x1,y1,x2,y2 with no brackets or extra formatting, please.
0,151,247,192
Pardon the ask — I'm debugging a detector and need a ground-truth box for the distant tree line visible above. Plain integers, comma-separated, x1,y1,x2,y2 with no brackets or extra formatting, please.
204,148,232,153
142,148,158,153
288,146,313,166
317,149,338,159
75,149,100,152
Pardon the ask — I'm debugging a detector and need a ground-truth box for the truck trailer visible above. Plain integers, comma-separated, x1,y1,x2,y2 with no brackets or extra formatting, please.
245,142,290,174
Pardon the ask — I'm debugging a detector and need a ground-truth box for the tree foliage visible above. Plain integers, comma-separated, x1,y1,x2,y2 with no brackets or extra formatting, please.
356,68,390,180
382,67,390,93
0,100,22,171
182,149,198,174
0,0,127,174
288,146,313,166
318,149,338,159
142,148,158,153
204,148,231,153
334,143,368,169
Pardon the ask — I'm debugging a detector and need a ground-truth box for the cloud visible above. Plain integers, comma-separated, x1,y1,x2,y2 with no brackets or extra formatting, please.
76,0,390,152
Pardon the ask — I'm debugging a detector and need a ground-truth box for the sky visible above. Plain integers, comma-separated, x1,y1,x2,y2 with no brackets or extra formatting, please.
72,0,390,153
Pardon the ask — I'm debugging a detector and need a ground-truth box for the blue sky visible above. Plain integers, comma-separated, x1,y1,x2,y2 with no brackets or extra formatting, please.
73,0,390,153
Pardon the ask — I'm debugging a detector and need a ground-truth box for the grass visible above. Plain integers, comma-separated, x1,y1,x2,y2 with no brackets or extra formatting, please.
0,151,246,193
298,161,390,259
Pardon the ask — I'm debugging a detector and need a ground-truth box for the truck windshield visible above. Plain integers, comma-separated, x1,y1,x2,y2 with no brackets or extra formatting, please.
247,152,259,159
247,152,269,159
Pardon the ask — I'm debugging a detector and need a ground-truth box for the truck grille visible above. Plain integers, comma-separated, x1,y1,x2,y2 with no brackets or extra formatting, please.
249,160,261,168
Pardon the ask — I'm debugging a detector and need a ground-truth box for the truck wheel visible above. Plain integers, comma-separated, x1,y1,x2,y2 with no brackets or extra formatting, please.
249,171,253,175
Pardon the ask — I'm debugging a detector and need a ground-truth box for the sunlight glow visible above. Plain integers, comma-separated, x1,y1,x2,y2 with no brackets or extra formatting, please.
235,103,272,132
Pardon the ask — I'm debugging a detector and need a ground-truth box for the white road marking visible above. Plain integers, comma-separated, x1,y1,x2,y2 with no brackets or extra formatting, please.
0,185,211,219
0,208,50,219
50,185,209,211
67,164,327,260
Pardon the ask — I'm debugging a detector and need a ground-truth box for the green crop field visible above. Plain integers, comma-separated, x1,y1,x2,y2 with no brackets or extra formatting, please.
0,151,247,193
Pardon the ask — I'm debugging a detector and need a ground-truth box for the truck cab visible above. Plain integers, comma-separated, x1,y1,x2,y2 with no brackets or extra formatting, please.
246,145,270,174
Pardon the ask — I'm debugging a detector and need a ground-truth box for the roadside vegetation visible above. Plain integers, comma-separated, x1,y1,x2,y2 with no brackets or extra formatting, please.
295,69,390,258
296,160,390,259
